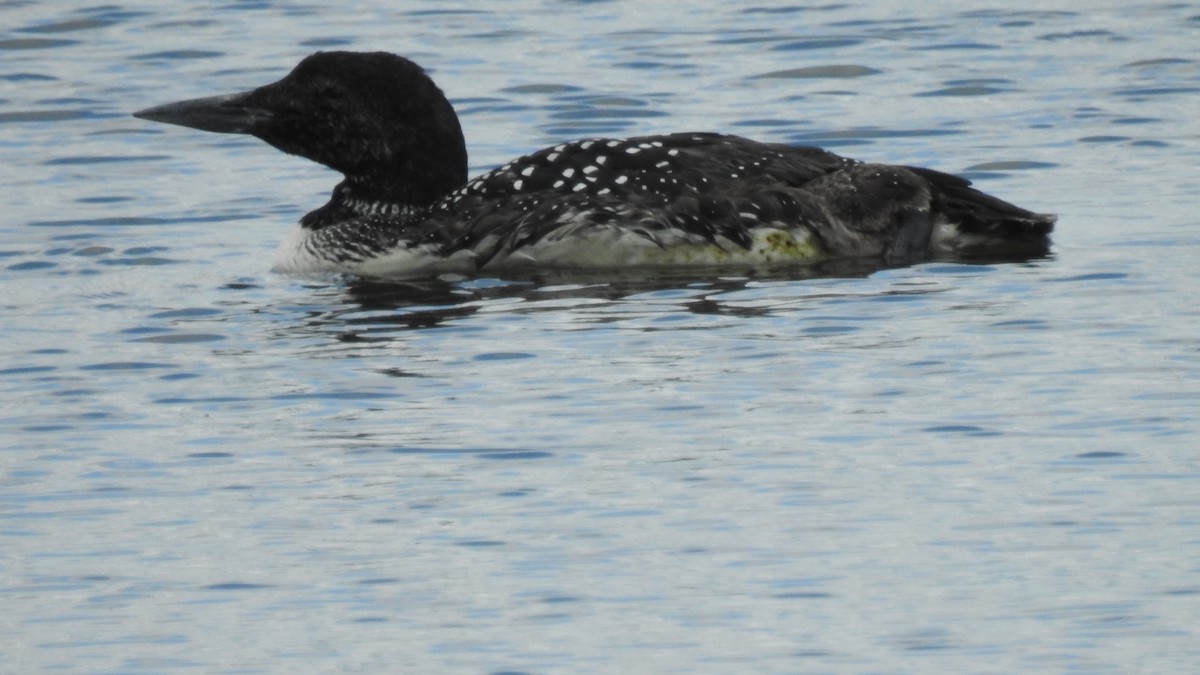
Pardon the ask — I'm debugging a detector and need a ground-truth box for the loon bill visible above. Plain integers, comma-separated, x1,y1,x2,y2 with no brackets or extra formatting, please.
134,51,1055,278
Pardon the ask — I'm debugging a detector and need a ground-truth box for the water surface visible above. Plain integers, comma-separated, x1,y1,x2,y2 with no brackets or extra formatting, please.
2,1,1199,672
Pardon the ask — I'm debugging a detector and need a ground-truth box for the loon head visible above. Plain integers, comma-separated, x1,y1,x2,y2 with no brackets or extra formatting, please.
134,51,469,208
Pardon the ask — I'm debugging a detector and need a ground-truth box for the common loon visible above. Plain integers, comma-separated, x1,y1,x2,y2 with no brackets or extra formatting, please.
134,51,1055,277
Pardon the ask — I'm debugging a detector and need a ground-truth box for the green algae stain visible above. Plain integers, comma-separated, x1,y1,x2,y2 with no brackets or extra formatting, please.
760,230,821,260
636,229,825,266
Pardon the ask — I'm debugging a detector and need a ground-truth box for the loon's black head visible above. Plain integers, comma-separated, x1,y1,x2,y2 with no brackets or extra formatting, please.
134,51,469,208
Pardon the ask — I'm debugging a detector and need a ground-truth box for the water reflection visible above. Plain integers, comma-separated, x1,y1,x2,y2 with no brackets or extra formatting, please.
313,256,972,337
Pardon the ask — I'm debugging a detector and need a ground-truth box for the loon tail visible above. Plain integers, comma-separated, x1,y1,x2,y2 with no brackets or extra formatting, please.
910,166,1056,259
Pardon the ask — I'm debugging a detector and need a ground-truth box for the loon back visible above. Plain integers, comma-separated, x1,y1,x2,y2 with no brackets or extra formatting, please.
133,51,1055,278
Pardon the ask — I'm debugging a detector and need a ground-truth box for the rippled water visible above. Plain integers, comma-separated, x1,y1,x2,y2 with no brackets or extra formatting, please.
3,1,1200,672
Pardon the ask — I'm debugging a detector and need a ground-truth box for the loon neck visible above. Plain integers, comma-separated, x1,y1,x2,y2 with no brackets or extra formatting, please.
300,179,432,229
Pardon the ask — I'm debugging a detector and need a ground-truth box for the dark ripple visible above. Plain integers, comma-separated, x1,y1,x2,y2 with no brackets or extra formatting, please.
0,110,94,123
788,127,962,147
801,324,858,335
25,424,74,433
990,319,1050,330
203,583,271,591
149,308,226,319
0,73,56,82
919,42,1001,51
0,365,57,376
133,334,226,344
547,106,668,121
0,38,77,50
1078,135,1131,143
1111,116,1162,125
772,38,864,51
754,65,881,79
616,60,696,72
72,246,115,256
132,50,224,60
77,197,134,205
405,8,488,17
79,362,175,371
1039,29,1124,41
108,324,160,334
457,102,535,117
19,18,118,33
502,83,585,95
1123,58,1193,68
542,121,637,136
712,33,793,46
28,214,246,227
272,391,394,401
964,160,1057,171
159,373,198,382
97,257,178,267
473,352,535,361
300,37,356,48
923,425,1001,437
1114,86,1200,100
731,118,805,129
7,261,57,271
481,451,554,460
356,578,401,585
45,155,170,165
917,85,1008,97
386,447,553,460
740,5,829,14
1047,272,1127,283
155,396,249,405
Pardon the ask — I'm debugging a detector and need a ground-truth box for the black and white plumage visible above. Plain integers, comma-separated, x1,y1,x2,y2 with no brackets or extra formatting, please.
134,51,1055,278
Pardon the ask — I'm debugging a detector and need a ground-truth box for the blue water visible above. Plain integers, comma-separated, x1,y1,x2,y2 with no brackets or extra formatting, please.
3,1,1200,672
